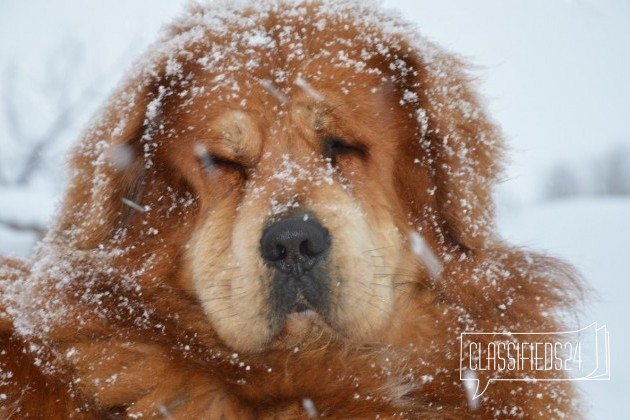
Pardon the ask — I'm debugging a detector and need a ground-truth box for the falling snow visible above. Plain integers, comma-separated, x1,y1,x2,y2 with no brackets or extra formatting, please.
0,0,588,417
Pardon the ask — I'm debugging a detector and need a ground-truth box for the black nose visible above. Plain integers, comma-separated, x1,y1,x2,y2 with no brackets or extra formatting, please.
260,216,330,274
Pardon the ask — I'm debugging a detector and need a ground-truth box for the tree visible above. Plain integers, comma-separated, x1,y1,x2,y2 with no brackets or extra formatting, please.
601,145,630,196
543,164,581,200
0,38,132,239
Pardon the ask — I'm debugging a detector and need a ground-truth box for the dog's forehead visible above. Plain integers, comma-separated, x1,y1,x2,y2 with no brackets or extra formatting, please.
160,10,414,113
166,54,400,159
153,8,421,167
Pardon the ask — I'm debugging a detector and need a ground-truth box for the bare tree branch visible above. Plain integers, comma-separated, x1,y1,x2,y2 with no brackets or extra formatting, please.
2,40,137,186
2,62,28,145
14,81,99,185
0,219,46,237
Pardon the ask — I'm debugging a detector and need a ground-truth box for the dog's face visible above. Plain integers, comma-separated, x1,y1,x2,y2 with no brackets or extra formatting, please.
62,3,502,354
173,61,415,352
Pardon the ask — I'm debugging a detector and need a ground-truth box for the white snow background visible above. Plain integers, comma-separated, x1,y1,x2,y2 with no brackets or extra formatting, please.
0,0,628,417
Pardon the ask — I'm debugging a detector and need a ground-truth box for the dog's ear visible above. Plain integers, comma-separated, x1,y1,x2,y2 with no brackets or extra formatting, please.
56,71,167,249
410,51,504,249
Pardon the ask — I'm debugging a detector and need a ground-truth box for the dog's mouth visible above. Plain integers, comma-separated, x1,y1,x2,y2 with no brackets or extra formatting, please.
290,293,313,314
271,272,330,317
267,269,334,345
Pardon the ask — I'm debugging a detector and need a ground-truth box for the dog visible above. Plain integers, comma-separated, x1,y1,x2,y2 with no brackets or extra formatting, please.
0,1,581,418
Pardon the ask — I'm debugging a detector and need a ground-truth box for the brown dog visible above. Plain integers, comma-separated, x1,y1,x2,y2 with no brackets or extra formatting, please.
0,1,581,418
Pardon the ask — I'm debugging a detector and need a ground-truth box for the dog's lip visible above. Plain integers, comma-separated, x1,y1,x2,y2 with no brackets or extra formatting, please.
286,309,318,320
284,294,321,323
288,293,316,314
271,309,322,350
291,301,311,313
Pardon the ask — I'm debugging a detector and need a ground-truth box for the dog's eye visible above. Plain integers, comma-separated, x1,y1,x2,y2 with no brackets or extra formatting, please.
323,136,367,164
195,148,246,177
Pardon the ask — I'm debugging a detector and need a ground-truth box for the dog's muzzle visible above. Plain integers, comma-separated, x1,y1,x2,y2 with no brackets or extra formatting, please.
260,215,331,314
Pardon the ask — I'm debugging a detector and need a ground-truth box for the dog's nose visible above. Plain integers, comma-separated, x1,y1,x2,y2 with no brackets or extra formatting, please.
260,216,330,274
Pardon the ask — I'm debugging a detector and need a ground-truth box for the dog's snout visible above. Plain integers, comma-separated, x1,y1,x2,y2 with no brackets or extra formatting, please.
260,216,330,274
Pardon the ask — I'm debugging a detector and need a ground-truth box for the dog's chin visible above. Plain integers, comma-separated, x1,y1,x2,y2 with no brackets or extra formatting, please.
269,310,337,351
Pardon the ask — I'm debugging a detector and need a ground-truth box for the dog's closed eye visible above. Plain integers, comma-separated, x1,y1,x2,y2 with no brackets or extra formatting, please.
194,144,247,177
323,136,367,165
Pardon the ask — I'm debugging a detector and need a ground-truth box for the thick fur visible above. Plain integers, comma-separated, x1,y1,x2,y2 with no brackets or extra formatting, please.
1,1,581,418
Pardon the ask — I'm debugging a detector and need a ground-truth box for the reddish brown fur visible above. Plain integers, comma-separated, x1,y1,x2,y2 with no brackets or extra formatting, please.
1,2,581,418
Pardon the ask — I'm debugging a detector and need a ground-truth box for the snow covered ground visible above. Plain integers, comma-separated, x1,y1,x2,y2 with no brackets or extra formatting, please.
1,0,628,417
